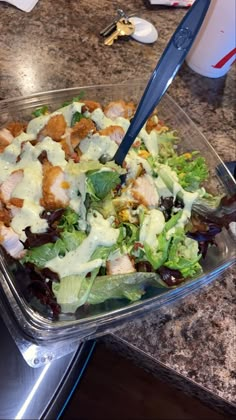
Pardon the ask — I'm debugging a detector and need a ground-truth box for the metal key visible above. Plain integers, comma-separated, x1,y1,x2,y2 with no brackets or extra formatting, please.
104,19,134,46
100,9,134,37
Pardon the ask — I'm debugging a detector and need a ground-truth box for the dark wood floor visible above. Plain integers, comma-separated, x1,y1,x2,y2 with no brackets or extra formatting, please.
62,343,228,420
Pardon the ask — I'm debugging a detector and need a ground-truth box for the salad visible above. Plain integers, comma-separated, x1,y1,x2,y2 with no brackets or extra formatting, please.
0,94,234,318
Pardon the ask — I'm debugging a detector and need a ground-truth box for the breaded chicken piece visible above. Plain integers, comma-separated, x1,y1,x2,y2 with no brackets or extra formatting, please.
0,128,14,153
104,100,135,120
106,254,136,275
70,118,96,148
9,198,24,208
145,115,168,134
0,170,24,204
41,165,70,210
0,207,11,225
146,116,157,134
0,223,25,258
131,174,159,208
59,137,73,158
40,114,67,142
6,121,26,137
82,100,102,113
99,125,125,145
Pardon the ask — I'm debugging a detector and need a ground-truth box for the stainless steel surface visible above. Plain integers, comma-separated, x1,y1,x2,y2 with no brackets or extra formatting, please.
0,311,94,419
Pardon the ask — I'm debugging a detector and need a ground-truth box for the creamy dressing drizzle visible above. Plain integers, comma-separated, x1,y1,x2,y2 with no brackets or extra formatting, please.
79,134,118,161
139,127,159,156
90,108,130,132
45,212,119,278
139,209,165,248
26,102,85,136
11,200,48,242
125,150,152,180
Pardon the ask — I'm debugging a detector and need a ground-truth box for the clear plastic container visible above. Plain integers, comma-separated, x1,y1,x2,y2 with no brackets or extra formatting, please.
0,82,235,367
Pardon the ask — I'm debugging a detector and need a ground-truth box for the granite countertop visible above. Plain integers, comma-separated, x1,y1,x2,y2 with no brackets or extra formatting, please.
0,0,235,416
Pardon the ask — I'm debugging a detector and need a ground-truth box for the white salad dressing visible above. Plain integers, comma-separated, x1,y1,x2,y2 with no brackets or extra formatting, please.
45,211,119,278
79,134,118,161
139,127,159,156
11,161,43,202
156,164,200,239
167,189,199,239
158,164,181,198
90,108,130,132
26,102,85,137
1,136,68,241
26,114,51,136
35,136,67,168
55,102,84,126
11,199,48,242
139,209,165,248
125,150,152,180
155,177,172,198
67,171,87,230
0,133,35,183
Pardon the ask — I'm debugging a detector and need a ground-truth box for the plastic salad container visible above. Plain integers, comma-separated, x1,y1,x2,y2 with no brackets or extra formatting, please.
0,82,235,367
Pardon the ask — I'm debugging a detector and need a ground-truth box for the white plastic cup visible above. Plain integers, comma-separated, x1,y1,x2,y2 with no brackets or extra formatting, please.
186,0,236,78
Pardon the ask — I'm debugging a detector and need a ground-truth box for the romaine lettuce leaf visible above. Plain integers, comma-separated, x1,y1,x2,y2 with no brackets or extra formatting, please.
86,272,165,305
52,272,166,312
86,170,121,200
66,159,125,177
52,274,85,313
144,232,171,270
90,245,115,261
22,230,86,268
21,239,66,268
60,230,86,251
122,222,139,250
52,245,117,312
90,193,116,218
141,211,183,270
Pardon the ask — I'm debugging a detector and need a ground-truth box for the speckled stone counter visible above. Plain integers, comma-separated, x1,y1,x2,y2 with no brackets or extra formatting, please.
0,0,235,416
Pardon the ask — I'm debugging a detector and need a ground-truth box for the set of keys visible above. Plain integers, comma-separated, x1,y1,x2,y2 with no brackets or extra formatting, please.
100,9,135,46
